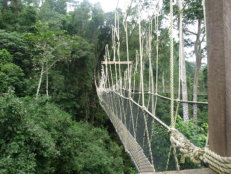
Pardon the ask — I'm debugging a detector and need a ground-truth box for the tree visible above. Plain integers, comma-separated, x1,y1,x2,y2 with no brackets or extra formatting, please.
183,0,205,121
0,49,25,95
66,0,92,36
0,0,38,32
0,30,33,76
0,48,13,65
28,24,71,98
0,92,125,174
178,0,189,122
39,1,66,30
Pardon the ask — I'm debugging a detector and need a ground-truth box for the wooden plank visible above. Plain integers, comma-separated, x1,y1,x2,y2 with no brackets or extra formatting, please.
140,168,216,174
206,0,231,156
101,61,133,65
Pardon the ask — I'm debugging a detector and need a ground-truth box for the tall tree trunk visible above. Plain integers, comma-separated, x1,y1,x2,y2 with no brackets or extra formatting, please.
181,35,189,122
46,61,49,96
36,63,44,99
193,19,202,121
178,0,189,122
147,26,155,115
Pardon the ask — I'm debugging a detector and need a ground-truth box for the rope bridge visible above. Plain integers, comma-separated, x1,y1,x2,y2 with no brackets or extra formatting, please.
96,0,231,173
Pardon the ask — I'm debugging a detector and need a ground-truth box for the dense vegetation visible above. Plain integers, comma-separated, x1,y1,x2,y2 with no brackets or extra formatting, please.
0,0,136,173
0,0,208,173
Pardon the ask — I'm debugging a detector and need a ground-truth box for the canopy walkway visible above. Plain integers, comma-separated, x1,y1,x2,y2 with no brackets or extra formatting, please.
96,0,231,173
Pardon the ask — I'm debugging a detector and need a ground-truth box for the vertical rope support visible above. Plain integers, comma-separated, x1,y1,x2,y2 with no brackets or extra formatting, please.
173,146,180,170
104,47,109,88
123,17,131,97
112,28,118,89
202,0,209,147
154,11,159,116
139,2,145,107
155,14,159,94
202,0,207,38
133,50,142,169
170,0,175,128
178,0,183,101
166,145,172,170
149,18,155,115
108,49,114,90
133,51,139,98
116,11,122,94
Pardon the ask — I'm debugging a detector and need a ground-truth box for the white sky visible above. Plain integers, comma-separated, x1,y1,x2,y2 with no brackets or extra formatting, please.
87,0,127,12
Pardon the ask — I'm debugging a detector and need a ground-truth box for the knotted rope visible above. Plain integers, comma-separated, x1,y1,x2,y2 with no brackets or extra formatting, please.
169,128,231,174
169,128,204,164
203,148,231,174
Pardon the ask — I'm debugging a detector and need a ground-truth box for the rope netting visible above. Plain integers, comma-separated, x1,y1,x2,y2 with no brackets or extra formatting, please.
96,0,231,173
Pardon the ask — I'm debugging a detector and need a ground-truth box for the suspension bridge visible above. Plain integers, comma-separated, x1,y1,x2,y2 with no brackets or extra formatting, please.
96,0,231,173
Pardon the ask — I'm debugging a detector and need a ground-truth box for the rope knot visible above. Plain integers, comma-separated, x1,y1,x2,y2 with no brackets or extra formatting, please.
203,147,231,174
169,129,204,164
141,106,146,111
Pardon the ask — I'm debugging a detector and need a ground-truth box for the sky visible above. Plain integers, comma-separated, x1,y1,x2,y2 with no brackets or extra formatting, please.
87,0,127,12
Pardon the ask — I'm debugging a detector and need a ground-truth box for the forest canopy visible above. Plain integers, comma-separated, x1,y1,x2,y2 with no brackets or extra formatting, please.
0,0,207,173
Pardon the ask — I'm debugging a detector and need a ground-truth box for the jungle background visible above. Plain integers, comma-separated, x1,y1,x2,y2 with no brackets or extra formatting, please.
0,0,208,173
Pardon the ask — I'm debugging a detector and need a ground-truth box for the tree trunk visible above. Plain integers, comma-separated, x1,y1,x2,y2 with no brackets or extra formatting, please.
46,61,49,96
36,63,44,99
193,19,202,121
178,0,189,122
181,35,189,122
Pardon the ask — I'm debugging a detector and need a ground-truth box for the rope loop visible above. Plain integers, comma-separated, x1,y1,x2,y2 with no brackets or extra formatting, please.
169,128,204,164
169,128,231,173
141,106,146,111
203,147,231,174
175,98,180,103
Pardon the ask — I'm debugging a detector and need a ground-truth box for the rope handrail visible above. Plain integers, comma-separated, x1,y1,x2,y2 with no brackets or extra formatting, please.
96,0,231,173
119,88,208,105
98,86,231,173
108,89,170,130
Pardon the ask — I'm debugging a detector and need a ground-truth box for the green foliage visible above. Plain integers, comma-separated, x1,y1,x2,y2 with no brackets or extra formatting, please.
39,2,66,30
0,63,25,95
0,92,58,174
0,0,37,32
175,116,207,169
0,30,32,76
0,49,13,65
176,116,207,148
0,92,125,174
152,122,174,172
18,6,38,32
0,49,25,95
